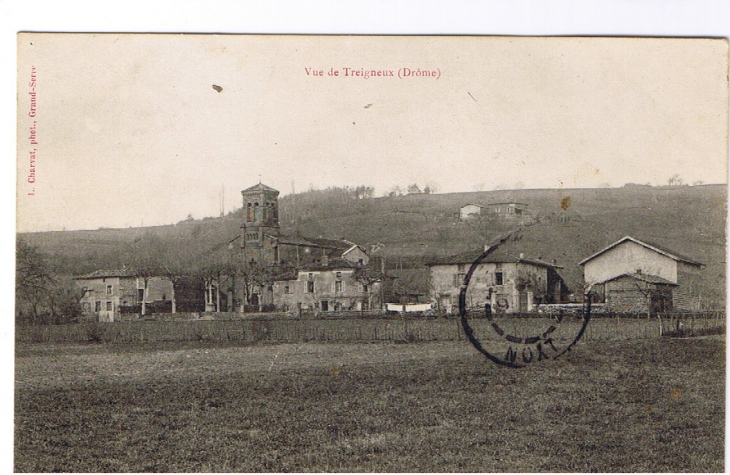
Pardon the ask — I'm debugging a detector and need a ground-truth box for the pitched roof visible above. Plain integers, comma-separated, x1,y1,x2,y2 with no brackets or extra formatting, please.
601,273,679,286
425,250,560,269
302,237,352,250
241,182,279,194
341,244,366,257
298,258,361,272
74,269,137,279
268,234,315,247
271,234,352,251
488,202,529,207
578,236,703,267
271,270,299,281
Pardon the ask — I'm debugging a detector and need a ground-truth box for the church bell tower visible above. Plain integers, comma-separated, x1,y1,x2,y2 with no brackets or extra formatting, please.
241,182,280,263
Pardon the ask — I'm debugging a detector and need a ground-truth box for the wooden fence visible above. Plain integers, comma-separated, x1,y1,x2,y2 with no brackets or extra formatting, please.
16,311,725,344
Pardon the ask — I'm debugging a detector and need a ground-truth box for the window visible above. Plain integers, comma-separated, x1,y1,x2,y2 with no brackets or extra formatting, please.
106,284,113,295
495,271,504,286
95,301,101,312
457,263,466,272
362,284,368,293
106,301,112,311
336,271,342,278
335,280,343,293
307,281,315,293
453,273,465,286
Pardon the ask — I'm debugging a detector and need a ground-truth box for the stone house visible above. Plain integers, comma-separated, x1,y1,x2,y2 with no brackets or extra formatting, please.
487,202,529,220
426,249,570,314
273,260,383,314
74,269,172,322
578,236,704,312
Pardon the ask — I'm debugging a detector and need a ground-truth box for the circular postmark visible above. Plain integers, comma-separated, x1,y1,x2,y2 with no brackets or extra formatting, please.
458,239,591,368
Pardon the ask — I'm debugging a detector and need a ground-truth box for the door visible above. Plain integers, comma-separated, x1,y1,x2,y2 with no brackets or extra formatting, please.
321,300,329,312
518,292,529,313
440,294,452,313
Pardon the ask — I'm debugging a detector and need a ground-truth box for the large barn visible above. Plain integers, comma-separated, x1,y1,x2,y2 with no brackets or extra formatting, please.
579,236,704,313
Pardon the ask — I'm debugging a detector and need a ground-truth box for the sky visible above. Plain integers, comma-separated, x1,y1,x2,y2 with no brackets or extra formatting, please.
14,30,730,234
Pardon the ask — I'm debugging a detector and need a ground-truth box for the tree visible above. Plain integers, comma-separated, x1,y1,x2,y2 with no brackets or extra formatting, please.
425,181,440,194
124,232,168,316
16,240,82,325
227,256,275,313
155,235,195,314
514,269,547,305
45,276,85,325
196,260,233,313
407,183,421,194
387,185,404,197
16,239,55,324
668,174,684,186
354,267,384,311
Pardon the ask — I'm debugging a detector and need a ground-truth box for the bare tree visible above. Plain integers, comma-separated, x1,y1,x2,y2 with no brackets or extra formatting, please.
16,239,55,324
16,240,82,325
407,183,421,194
668,174,684,186
354,267,384,311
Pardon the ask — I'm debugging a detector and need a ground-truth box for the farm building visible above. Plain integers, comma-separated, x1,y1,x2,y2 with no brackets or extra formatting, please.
459,203,487,220
74,269,173,322
578,236,704,312
601,273,676,314
487,202,530,221
272,260,384,314
426,249,571,314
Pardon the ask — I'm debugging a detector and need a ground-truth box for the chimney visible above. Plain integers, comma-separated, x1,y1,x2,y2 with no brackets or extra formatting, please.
552,259,557,266
519,252,525,259
484,243,491,252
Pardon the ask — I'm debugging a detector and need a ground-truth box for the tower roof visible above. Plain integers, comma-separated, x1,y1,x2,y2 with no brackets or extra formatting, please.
241,183,279,194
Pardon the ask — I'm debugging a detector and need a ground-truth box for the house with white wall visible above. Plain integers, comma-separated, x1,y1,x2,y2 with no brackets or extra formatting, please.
578,236,704,312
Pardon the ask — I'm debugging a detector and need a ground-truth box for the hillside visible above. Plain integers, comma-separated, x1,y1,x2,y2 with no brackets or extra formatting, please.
19,184,727,307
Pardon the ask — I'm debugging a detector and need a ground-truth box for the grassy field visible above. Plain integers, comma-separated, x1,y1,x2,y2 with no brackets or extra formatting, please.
15,336,724,472
16,313,725,345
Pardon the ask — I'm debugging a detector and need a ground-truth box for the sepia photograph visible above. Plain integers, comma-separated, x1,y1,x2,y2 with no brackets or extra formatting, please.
14,31,728,471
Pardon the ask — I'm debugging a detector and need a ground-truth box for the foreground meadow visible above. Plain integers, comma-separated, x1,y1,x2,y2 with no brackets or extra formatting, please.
15,337,724,472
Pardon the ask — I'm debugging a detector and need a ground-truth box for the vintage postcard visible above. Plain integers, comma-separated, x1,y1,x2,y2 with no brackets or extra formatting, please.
15,34,728,471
